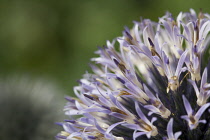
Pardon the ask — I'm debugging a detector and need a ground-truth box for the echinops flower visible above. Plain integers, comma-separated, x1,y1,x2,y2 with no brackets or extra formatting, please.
56,9,210,140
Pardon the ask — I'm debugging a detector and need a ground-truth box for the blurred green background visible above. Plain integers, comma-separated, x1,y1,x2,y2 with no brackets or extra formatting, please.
1,0,210,94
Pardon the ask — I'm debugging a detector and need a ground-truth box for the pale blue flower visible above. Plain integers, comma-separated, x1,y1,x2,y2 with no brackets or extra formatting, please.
57,9,210,140
163,118,182,140
181,95,210,130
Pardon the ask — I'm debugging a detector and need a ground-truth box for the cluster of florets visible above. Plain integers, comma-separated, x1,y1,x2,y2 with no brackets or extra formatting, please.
56,9,210,140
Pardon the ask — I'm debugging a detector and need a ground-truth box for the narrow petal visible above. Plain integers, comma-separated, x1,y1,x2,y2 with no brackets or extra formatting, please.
167,118,174,139
94,119,106,134
122,123,139,130
198,120,207,124
151,117,157,124
135,101,150,124
105,121,125,134
144,105,160,114
182,95,193,115
143,84,156,100
201,67,207,88
175,50,188,76
188,79,200,97
174,131,182,139
133,131,147,139
194,103,210,120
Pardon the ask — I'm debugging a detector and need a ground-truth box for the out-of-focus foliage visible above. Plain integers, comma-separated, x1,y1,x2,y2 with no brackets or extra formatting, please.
0,77,65,140
0,0,210,93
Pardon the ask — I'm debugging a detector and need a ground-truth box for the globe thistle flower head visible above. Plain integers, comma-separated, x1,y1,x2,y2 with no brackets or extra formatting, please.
57,9,210,140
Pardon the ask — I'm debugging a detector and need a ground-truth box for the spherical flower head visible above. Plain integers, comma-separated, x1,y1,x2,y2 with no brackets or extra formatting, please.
57,9,210,140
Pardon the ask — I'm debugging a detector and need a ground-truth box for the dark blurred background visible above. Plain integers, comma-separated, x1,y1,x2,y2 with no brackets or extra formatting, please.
0,0,210,139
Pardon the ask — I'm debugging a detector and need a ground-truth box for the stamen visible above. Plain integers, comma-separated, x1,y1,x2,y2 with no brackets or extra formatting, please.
138,119,153,131
113,59,127,75
119,90,132,96
110,107,128,115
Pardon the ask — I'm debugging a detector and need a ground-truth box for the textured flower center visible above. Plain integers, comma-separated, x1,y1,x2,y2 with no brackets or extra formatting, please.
189,115,196,124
